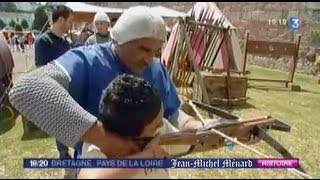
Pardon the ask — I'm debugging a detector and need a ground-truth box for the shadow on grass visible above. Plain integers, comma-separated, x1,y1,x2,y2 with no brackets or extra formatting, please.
20,117,50,141
249,85,320,95
1,107,51,140
0,106,17,135
21,131,50,141
206,102,257,118
219,102,257,112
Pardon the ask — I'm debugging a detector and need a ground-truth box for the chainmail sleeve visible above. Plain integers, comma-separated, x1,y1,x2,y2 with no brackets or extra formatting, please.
8,63,97,147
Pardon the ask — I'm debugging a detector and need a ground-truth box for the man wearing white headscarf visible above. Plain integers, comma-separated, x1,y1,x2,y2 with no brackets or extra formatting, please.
9,6,260,178
10,5,203,159
85,11,111,45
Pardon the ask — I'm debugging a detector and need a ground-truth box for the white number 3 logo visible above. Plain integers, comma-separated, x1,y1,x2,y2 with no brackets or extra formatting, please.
291,18,300,28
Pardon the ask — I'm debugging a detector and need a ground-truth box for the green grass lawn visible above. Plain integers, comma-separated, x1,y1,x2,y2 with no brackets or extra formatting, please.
0,65,319,179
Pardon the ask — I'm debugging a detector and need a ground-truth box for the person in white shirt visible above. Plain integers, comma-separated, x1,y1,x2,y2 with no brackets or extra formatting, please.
78,74,190,179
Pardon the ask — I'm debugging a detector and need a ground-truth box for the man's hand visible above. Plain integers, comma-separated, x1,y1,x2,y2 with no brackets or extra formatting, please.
183,118,204,130
233,125,262,145
82,121,140,157
247,133,261,145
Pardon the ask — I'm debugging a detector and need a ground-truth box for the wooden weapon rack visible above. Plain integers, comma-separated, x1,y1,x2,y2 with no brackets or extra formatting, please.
167,10,248,107
242,31,302,91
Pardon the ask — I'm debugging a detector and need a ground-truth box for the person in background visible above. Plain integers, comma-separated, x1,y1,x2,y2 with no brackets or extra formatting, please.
110,17,118,27
85,11,111,45
14,34,20,52
9,6,203,164
9,36,15,52
27,33,34,49
73,30,90,48
33,3,74,162
34,5,73,67
19,35,25,53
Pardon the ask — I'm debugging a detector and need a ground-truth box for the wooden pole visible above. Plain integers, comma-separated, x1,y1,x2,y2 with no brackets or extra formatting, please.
180,17,211,107
288,34,301,85
242,31,250,75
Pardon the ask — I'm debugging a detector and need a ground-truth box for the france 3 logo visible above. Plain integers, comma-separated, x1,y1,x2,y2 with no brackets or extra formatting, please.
289,17,300,32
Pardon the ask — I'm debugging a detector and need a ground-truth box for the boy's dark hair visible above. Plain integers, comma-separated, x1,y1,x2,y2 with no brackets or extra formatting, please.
98,74,162,137
52,5,73,23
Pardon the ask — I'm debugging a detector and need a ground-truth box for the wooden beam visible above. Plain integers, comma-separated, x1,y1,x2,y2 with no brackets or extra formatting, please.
186,19,229,31
248,78,288,83
180,17,211,107
242,31,250,75
288,34,302,84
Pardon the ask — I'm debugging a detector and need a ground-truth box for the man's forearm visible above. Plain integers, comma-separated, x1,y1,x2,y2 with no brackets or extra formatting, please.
9,63,96,147
168,108,200,130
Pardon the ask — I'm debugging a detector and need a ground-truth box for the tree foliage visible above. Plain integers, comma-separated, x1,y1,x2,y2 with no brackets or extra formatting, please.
15,23,23,31
21,19,29,29
0,19,5,29
9,20,16,28
32,6,48,31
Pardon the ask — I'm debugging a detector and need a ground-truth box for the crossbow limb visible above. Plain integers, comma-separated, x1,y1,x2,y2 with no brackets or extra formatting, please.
188,100,312,179
189,100,305,170
134,100,312,179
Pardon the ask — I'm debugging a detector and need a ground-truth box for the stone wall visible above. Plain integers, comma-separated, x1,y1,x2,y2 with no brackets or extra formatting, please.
247,55,317,75
216,2,320,74
89,2,320,74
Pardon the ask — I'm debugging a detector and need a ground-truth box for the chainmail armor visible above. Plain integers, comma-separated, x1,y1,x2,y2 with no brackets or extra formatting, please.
9,63,97,147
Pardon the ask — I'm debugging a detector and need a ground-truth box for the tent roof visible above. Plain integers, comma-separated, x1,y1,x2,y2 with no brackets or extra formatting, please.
65,2,125,14
150,6,186,18
65,3,186,22
1,30,31,34
190,2,236,29
64,2,125,22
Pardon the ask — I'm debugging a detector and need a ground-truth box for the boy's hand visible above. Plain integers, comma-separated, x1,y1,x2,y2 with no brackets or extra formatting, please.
82,121,140,157
143,135,169,158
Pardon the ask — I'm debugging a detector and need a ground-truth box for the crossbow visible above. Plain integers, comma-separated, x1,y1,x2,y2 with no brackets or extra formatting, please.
135,100,312,179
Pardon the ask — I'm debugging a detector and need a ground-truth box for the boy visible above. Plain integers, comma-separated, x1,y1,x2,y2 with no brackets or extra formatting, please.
78,74,189,179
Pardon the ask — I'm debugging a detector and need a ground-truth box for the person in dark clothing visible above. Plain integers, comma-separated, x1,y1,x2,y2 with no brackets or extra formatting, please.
34,5,73,67
19,35,25,53
33,5,74,161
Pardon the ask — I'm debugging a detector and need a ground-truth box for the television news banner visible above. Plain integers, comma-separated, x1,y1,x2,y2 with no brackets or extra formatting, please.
23,17,301,171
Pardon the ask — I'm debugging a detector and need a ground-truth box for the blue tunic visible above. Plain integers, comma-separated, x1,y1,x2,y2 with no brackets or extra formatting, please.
53,42,181,121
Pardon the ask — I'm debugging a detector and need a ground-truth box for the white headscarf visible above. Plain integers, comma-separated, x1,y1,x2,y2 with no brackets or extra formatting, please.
110,6,166,45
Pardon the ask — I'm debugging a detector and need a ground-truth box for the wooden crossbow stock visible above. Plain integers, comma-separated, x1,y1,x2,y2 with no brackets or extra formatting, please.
135,100,312,179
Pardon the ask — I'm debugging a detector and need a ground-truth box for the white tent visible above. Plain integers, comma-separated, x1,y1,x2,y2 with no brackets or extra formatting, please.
150,6,186,18
65,3,186,21
162,2,243,71
64,2,125,22
191,2,242,70
65,2,125,14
